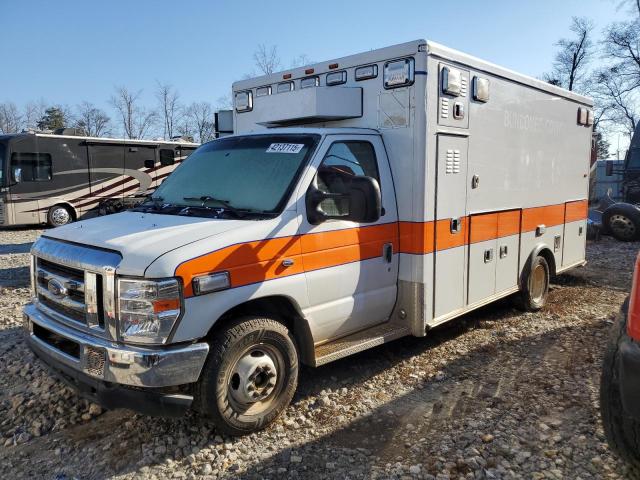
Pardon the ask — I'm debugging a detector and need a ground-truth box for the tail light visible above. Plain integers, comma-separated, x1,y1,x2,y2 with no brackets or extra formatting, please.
628,253,640,341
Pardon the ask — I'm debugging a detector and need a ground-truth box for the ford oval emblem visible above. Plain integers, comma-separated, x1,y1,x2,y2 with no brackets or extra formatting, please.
47,278,67,298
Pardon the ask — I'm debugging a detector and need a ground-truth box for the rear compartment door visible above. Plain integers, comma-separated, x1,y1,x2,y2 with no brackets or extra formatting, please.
433,134,469,318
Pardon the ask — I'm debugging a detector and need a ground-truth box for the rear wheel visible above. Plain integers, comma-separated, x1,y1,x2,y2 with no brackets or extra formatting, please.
514,255,550,311
47,205,73,227
196,316,298,436
603,204,640,242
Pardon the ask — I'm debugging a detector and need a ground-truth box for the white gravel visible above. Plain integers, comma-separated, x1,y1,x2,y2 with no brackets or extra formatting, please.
0,227,636,479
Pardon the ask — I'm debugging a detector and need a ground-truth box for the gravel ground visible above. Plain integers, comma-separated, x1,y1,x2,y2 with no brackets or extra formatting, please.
0,227,637,479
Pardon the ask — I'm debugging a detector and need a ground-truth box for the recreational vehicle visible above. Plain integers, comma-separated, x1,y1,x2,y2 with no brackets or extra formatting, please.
23,40,592,435
0,131,198,227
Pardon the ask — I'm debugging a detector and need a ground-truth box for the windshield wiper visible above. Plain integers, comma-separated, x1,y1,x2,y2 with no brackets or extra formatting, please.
183,196,244,218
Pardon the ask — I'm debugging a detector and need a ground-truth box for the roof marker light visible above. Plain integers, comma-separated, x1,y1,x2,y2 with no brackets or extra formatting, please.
305,68,314,75
283,73,292,80
329,63,339,70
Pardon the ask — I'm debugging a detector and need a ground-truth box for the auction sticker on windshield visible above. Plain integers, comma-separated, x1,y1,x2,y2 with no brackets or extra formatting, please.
266,143,305,154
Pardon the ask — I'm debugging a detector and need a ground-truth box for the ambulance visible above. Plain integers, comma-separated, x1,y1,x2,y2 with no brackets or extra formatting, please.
23,40,592,435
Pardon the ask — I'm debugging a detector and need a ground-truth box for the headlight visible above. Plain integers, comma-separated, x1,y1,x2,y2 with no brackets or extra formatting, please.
117,278,182,345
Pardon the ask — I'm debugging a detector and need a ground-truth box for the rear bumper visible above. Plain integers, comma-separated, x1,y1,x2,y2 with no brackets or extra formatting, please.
23,302,210,416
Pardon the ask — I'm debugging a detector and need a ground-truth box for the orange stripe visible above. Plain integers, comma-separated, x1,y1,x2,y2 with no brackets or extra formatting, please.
521,204,565,232
175,200,586,296
565,199,588,223
470,213,498,244
497,210,521,238
399,221,435,254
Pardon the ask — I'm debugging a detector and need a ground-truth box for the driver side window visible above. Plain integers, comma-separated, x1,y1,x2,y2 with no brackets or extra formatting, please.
316,141,379,217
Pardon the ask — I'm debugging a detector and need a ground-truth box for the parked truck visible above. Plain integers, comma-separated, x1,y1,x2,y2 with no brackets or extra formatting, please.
0,130,199,227
23,40,592,435
599,123,640,241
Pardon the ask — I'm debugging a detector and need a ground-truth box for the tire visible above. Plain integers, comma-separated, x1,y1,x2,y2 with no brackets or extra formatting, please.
603,204,640,242
47,205,73,227
600,300,640,476
195,316,299,436
514,255,550,311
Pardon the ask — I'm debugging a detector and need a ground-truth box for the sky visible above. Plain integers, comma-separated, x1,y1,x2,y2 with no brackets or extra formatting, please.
0,0,633,146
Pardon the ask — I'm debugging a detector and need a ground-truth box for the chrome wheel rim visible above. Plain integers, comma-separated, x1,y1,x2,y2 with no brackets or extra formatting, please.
51,207,70,226
226,344,284,416
530,263,547,303
610,214,636,240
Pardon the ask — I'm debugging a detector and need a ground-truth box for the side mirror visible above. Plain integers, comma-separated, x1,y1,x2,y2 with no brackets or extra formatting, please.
605,160,614,177
13,167,22,184
306,175,382,225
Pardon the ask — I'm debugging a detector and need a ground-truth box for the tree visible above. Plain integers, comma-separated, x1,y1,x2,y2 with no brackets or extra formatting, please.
110,86,157,139
290,54,313,68
156,82,182,139
23,100,47,131
75,101,110,137
594,130,611,159
36,106,69,131
0,102,23,134
184,102,215,143
253,44,281,75
544,17,594,92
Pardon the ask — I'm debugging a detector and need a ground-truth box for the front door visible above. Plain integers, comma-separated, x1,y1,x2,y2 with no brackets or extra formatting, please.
299,135,399,342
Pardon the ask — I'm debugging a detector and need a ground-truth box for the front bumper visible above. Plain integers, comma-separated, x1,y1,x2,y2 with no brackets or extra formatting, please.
24,303,209,415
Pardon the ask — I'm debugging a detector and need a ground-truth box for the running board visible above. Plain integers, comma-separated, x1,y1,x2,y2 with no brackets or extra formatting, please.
313,323,411,366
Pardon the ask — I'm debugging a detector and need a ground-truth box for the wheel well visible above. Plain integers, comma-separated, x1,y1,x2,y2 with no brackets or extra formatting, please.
209,296,315,366
535,247,556,277
49,203,77,221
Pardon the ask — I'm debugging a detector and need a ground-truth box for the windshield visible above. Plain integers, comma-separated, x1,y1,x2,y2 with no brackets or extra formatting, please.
627,147,640,170
152,134,320,214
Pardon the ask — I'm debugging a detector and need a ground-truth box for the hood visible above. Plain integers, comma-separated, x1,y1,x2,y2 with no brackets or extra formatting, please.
43,211,248,276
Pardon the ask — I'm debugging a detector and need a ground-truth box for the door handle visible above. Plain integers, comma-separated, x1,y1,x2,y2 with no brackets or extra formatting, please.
472,175,480,189
383,243,393,263
450,217,462,233
484,248,494,263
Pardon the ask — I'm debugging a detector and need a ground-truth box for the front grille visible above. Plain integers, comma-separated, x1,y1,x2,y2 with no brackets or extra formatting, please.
35,257,105,329
33,323,80,359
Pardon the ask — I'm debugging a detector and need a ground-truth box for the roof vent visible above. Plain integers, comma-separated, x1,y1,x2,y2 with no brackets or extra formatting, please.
53,127,86,136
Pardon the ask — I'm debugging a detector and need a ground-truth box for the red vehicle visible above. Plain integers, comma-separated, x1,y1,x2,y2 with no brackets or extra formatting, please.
601,252,640,473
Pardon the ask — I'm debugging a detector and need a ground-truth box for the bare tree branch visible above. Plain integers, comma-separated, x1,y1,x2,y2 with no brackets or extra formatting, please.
545,17,594,92
183,102,215,143
253,44,281,75
74,101,110,137
0,103,23,134
156,82,182,139
109,86,157,139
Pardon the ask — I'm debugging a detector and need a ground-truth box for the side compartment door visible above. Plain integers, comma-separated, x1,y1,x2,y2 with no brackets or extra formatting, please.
495,210,521,294
467,213,498,305
433,134,469,318
300,135,399,342
88,144,125,199
124,145,156,197
562,200,587,267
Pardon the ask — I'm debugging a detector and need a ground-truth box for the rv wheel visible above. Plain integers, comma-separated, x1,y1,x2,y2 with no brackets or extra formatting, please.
47,205,73,227
196,316,299,436
514,255,550,311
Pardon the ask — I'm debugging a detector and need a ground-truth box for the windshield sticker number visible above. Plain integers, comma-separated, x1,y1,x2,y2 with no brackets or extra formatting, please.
266,143,304,154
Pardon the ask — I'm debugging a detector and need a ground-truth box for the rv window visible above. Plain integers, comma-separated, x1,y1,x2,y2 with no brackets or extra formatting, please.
316,141,380,217
10,152,52,182
0,143,5,185
160,149,175,166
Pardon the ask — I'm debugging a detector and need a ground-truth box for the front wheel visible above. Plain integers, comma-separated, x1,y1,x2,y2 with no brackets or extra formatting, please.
47,205,73,227
196,316,299,436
